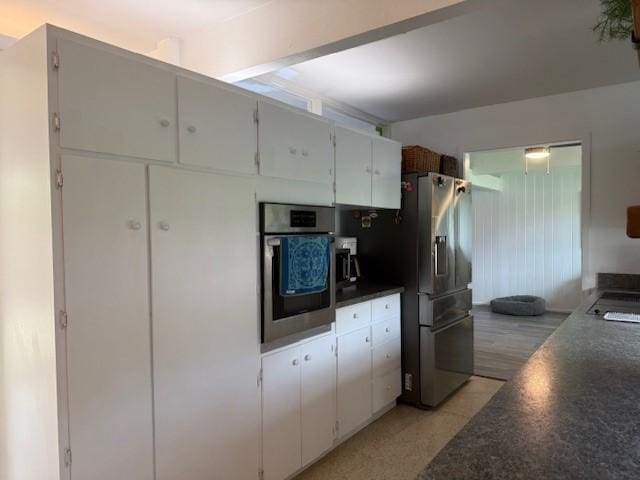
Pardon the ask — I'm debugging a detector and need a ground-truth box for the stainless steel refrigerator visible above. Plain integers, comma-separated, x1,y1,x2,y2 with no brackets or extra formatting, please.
342,172,474,407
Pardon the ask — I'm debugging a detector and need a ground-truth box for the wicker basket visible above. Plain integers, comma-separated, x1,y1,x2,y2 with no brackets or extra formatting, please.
401,145,441,174
440,155,458,178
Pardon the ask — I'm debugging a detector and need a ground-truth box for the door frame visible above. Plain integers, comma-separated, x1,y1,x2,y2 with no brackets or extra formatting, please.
457,132,591,297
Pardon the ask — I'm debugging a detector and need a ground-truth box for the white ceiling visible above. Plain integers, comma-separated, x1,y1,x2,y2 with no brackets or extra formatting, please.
257,0,640,121
0,0,272,52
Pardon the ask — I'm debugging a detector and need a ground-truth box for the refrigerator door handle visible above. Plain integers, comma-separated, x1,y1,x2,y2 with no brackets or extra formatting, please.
434,235,448,276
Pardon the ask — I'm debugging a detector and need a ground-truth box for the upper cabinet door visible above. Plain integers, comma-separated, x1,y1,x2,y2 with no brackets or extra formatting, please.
371,137,401,209
335,126,372,206
258,101,333,185
57,39,177,162
149,166,260,480
177,77,257,174
62,155,153,480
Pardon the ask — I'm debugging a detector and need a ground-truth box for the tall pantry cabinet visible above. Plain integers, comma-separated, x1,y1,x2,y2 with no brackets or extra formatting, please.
0,26,261,480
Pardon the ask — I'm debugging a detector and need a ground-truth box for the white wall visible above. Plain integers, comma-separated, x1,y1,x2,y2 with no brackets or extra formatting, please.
390,81,640,291
0,29,60,479
473,167,582,311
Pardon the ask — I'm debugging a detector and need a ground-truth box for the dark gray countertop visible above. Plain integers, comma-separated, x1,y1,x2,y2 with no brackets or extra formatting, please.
419,288,640,480
335,282,404,308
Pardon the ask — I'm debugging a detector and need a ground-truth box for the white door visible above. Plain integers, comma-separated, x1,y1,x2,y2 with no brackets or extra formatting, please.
150,166,260,480
178,76,257,174
371,137,401,209
262,347,302,480
57,39,177,162
335,126,372,206
300,335,337,466
258,101,333,184
337,326,372,438
62,155,153,480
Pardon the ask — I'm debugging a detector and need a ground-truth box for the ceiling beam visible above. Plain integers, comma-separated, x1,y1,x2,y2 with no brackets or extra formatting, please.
181,0,484,82
0,33,16,50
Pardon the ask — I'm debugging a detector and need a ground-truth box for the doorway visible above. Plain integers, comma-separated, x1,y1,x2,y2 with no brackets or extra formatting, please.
465,142,582,379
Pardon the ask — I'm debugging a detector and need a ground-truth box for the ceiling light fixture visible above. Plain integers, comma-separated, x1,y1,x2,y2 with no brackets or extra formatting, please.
523,146,551,175
524,146,550,159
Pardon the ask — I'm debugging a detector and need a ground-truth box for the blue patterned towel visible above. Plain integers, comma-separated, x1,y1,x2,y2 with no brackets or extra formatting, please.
280,236,330,296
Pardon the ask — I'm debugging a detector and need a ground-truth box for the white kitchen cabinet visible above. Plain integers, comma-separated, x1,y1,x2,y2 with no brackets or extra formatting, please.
372,137,402,209
335,301,372,335
373,368,402,413
62,155,153,480
261,334,336,479
262,347,302,480
301,335,337,466
335,125,373,206
177,76,257,174
57,38,177,163
258,100,333,185
337,326,372,437
150,166,260,480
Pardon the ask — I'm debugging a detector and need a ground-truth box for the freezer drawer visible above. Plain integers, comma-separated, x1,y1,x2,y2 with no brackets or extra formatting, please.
420,316,474,407
419,288,472,328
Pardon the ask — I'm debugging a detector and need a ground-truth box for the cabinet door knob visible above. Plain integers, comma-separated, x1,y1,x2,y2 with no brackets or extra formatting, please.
365,336,370,343
385,327,390,333
374,169,381,175
365,166,372,173
385,304,390,309
353,313,358,319
292,359,299,366
158,221,170,231
385,385,391,390
186,125,197,134
301,149,309,157
304,354,311,361
289,146,297,155
127,220,142,231
159,118,171,127
386,353,391,359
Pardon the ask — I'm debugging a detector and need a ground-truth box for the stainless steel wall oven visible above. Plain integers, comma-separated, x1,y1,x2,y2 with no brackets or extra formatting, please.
260,203,335,347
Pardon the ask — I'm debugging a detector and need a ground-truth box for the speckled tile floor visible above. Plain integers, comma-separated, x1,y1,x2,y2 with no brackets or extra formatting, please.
295,376,504,480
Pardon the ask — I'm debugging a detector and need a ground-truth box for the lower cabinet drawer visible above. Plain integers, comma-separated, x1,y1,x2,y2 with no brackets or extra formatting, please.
336,302,371,335
372,368,402,413
372,336,401,377
371,316,400,346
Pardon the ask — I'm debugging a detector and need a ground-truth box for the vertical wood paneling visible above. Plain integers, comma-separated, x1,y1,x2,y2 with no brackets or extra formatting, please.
472,166,582,311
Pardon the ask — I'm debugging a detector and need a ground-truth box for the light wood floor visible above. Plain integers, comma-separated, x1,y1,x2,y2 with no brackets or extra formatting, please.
473,306,567,380
295,376,504,480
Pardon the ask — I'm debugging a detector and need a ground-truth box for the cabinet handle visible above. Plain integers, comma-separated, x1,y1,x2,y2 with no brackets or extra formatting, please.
385,327,390,333
353,313,358,319
292,359,299,366
186,125,197,134
158,221,170,231
385,304,390,310
365,336,370,343
386,353,391,359
301,149,309,157
365,166,372,173
385,385,391,391
127,220,142,231
304,354,311,361
159,118,171,128
289,146,297,155
374,169,381,175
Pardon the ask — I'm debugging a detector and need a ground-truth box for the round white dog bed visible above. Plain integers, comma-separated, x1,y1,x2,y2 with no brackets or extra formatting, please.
490,295,546,316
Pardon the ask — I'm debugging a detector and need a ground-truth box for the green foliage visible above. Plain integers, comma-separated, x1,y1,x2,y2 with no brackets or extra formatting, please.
593,0,634,41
